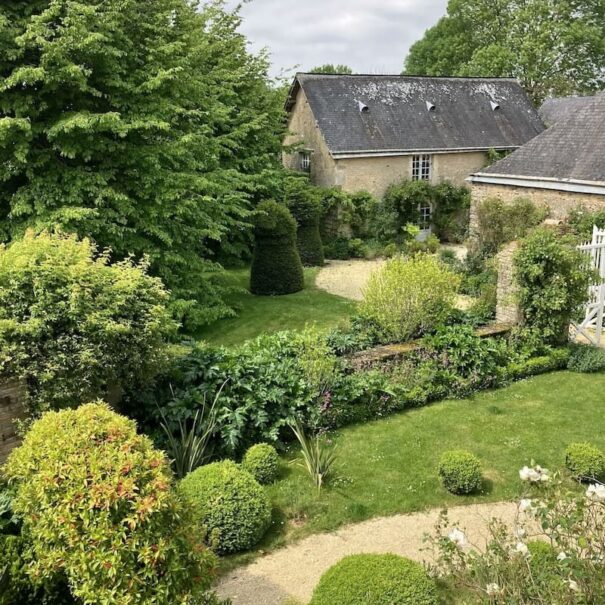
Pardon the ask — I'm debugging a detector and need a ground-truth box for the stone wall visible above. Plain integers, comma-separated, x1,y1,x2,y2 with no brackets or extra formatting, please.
496,241,521,325
0,379,25,465
282,87,339,188
470,182,605,233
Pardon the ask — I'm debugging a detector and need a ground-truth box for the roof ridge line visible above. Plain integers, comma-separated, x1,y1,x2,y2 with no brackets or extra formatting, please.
296,73,519,82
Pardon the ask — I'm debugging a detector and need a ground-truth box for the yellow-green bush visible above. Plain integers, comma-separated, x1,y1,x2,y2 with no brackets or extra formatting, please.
242,443,280,484
4,403,215,605
178,460,271,554
359,255,459,343
0,230,175,415
310,554,438,605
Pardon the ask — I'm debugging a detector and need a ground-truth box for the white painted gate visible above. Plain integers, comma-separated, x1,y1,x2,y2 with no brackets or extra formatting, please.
571,226,605,346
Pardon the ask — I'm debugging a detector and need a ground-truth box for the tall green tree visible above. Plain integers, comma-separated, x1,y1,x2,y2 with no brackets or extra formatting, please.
404,0,605,103
0,0,285,329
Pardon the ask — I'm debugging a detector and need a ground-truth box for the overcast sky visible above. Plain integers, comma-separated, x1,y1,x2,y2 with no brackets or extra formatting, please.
224,0,448,79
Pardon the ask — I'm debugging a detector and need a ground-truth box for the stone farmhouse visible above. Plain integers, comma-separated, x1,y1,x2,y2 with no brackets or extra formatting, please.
283,73,544,199
469,93,605,229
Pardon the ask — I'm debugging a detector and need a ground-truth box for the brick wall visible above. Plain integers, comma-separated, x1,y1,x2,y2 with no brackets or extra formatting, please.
470,182,605,233
496,241,521,324
0,379,26,465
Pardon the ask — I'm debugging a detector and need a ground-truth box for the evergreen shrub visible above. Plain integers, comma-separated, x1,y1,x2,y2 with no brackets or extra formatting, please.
250,200,304,295
567,344,605,373
4,403,215,605
565,442,605,482
310,554,438,605
285,179,324,266
178,460,271,554
438,450,483,494
0,230,174,415
360,255,460,343
242,443,280,484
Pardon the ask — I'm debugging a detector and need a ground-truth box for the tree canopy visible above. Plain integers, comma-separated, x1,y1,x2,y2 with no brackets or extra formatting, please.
0,0,285,329
404,0,605,103
309,64,354,74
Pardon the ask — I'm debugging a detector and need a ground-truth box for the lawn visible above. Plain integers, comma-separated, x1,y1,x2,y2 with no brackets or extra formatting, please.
260,371,605,550
195,267,356,346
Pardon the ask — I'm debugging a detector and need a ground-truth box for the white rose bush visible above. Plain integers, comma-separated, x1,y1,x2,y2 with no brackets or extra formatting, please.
425,466,605,603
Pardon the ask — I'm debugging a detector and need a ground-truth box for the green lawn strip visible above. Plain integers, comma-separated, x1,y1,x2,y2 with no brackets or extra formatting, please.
195,267,356,346
222,371,605,573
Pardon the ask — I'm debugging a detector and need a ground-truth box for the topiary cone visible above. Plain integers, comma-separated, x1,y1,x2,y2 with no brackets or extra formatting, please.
250,200,304,295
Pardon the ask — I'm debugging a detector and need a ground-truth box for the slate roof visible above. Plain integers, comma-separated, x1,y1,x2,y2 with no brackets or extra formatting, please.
539,96,598,127
287,74,544,156
479,93,605,183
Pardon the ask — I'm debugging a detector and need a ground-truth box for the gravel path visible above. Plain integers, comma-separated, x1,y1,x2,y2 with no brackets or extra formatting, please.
315,253,473,309
216,501,517,605
315,259,385,301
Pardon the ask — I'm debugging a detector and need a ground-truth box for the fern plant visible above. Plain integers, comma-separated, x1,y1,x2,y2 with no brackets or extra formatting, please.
291,420,337,493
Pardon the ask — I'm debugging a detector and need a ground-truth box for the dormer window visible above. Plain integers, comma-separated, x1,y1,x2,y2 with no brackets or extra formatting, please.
412,154,431,181
299,150,311,173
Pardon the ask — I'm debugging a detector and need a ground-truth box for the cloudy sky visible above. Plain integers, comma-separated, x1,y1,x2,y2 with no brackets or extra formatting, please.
225,0,448,78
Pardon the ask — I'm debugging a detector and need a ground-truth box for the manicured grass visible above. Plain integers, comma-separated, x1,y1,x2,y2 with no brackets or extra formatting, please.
195,267,356,346
262,371,605,549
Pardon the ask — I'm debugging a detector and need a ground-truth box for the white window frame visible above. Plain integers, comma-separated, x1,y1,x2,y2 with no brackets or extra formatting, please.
412,154,432,181
418,202,432,231
299,150,311,173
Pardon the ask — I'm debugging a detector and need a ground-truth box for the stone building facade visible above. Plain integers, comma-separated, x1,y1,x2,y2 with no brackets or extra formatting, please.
469,94,605,230
284,86,489,197
284,74,544,200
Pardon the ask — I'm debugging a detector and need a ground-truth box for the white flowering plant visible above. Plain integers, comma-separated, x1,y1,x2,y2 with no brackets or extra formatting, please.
425,468,605,603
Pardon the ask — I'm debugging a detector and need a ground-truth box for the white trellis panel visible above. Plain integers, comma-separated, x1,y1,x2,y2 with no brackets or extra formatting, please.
571,226,605,346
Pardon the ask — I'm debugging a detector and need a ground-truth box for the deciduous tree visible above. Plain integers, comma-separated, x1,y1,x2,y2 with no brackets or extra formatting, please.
0,0,285,329
404,0,605,103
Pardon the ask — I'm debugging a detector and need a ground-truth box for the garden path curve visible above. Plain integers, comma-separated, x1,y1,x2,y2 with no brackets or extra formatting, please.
216,500,517,605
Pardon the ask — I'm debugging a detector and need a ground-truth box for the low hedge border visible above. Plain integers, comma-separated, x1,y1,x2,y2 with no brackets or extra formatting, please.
319,346,571,431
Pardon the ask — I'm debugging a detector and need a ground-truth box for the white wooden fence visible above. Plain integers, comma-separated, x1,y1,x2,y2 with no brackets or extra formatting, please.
571,226,605,346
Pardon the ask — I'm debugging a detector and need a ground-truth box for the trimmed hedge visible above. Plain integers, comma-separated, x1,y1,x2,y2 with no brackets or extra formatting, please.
178,461,271,554
310,554,438,605
438,450,482,494
504,347,570,380
250,200,304,295
285,179,324,266
565,442,605,482
242,443,280,484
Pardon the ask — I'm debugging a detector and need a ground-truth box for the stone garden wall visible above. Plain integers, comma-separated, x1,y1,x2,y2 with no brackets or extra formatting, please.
496,241,521,324
0,379,26,465
470,183,605,234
